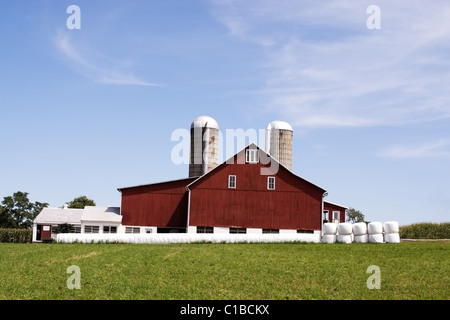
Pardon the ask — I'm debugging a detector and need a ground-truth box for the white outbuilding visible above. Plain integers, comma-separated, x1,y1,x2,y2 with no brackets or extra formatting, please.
33,205,122,242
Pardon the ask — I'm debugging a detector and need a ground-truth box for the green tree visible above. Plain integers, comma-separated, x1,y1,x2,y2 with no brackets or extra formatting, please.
0,205,15,228
55,223,74,234
0,191,49,228
67,196,96,209
346,207,365,223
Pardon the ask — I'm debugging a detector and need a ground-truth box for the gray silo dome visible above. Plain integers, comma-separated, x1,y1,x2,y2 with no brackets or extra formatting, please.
191,115,219,130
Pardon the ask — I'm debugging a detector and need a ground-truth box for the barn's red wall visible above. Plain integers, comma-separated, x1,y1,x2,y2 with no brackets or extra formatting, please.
119,178,196,227
188,149,326,230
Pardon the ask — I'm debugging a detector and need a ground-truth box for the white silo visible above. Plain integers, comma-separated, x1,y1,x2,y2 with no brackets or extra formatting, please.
189,115,220,177
266,120,293,170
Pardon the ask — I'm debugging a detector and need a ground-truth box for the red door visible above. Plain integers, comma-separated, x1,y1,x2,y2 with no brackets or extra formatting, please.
41,225,52,239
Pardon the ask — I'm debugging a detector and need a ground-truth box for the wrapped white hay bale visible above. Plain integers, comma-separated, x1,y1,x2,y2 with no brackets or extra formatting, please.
368,233,384,243
383,221,399,234
337,223,353,235
322,234,337,243
352,222,367,236
368,222,383,234
384,232,400,243
337,234,352,243
323,222,337,235
354,234,368,243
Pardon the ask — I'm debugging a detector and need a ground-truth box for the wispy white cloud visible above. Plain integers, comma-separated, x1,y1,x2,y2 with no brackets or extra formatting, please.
210,0,450,128
54,30,160,87
377,139,450,159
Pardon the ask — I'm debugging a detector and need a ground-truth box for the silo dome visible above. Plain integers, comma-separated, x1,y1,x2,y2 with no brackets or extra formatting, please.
266,120,293,131
189,115,220,177
191,115,219,130
266,120,293,170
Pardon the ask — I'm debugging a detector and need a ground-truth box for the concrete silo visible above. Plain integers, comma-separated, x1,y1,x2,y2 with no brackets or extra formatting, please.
189,115,220,177
266,120,293,170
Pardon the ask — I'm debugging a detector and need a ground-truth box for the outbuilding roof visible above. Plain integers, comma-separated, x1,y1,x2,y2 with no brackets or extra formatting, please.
81,206,122,223
33,206,122,225
34,207,83,224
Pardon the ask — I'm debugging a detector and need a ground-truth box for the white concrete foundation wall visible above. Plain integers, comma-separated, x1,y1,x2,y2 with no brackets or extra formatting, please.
213,227,229,234
187,226,318,234
57,233,320,244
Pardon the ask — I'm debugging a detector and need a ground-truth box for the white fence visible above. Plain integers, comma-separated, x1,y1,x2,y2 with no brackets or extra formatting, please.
57,232,320,244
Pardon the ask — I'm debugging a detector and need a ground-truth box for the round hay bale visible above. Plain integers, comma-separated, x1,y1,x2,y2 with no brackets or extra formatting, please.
384,233,400,243
322,234,336,243
383,221,399,234
352,222,367,235
337,223,353,235
323,223,337,235
337,234,352,243
354,234,368,243
368,233,384,243
368,222,383,234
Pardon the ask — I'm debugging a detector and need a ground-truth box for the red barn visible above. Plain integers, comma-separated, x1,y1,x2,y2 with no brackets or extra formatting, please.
118,143,345,235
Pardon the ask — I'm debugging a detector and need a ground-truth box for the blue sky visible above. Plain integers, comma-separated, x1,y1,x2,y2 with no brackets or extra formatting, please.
1,0,449,225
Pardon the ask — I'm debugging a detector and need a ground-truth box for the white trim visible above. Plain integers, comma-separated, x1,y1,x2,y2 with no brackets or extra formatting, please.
267,176,275,190
246,149,259,163
228,175,236,189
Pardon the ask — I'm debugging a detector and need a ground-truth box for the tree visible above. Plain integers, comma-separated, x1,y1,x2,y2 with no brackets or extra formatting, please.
55,223,73,234
346,207,365,223
0,191,49,228
67,196,96,209
0,205,15,228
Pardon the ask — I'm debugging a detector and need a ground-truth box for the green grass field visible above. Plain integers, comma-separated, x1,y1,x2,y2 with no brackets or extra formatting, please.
0,242,448,300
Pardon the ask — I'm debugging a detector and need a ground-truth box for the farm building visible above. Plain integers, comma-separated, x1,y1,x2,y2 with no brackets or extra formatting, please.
33,115,347,241
117,116,347,235
33,206,121,242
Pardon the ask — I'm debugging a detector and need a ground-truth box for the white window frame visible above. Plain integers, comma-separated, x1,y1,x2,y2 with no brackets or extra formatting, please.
323,210,329,221
262,229,279,234
229,227,247,234
125,227,140,234
84,225,99,234
103,226,117,234
246,149,258,164
332,211,340,223
228,175,236,189
197,226,214,234
267,177,275,190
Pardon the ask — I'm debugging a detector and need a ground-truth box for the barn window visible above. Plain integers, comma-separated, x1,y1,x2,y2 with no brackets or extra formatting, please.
262,229,279,234
125,227,140,234
84,225,99,233
332,211,340,223
228,175,236,189
229,227,247,234
246,149,258,163
297,229,314,234
323,210,329,222
103,226,117,234
197,226,213,233
267,177,275,190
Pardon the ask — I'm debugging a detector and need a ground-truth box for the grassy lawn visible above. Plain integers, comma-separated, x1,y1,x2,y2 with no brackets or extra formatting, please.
0,242,448,300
